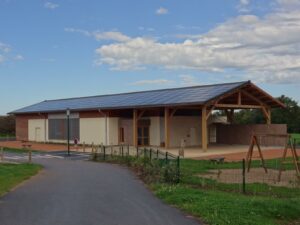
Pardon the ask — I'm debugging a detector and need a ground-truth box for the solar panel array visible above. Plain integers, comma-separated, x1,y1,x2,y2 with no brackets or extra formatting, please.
11,81,247,114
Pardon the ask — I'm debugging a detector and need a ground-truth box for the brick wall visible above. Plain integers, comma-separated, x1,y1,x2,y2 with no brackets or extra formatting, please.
15,114,47,141
216,124,288,146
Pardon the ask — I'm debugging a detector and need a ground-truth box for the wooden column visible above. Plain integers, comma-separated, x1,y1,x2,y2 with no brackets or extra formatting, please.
164,107,170,149
266,108,271,125
133,109,138,147
202,106,208,151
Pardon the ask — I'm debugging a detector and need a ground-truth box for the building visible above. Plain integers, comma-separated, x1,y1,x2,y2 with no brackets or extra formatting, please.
10,81,286,150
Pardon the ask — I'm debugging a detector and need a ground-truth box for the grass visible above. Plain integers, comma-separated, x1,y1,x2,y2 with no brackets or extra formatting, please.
1,147,40,153
152,184,300,225
150,158,300,225
0,163,42,196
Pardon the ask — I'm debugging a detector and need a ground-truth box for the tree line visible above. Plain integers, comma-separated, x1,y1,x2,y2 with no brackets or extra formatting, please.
234,95,300,133
0,115,15,136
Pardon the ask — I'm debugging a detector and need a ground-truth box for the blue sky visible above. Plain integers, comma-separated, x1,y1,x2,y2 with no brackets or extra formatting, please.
1,0,300,114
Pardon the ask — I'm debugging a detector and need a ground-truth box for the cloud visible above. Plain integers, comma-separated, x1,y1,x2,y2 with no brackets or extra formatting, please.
44,2,59,9
156,7,168,15
0,42,23,64
94,4,300,84
132,79,173,86
65,28,130,42
237,0,251,12
14,54,24,61
179,75,201,86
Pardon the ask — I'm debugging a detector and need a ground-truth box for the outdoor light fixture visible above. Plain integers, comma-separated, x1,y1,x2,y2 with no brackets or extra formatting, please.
66,108,70,156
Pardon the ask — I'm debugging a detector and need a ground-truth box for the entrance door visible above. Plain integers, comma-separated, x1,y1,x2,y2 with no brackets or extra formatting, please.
35,127,41,142
138,126,149,146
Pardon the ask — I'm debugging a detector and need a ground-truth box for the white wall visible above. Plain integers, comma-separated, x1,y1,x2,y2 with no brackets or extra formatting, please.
107,117,119,145
169,116,203,148
28,119,47,142
150,117,160,146
80,118,106,145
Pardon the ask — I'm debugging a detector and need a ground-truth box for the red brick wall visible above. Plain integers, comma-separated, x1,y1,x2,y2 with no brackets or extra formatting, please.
216,124,288,146
15,114,47,141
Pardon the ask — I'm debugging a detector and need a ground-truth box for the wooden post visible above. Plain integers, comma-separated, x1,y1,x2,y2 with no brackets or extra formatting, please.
28,149,32,163
164,107,170,149
266,108,271,125
0,147,3,161
133,109,138,147
83,142,86,153
202,106,208,151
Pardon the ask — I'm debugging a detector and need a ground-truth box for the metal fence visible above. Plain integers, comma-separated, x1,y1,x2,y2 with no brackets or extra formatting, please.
194,158,300,196
91,145,180,183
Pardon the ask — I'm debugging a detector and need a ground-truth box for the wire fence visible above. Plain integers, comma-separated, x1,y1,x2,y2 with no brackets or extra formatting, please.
90,145,180,184
192,157,300,197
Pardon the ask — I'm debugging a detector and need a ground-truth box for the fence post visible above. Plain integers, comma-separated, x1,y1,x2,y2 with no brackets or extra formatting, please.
177,156,180,183
103,146,106,161
91,142,94,154
136,146,139,158
242,158,246,194
150,148,152,160
156,149,159,159
0,147,3,161
144,148,146,158
165,152,168,164
83,142,86,153
28,149,32,163
127,145,129,157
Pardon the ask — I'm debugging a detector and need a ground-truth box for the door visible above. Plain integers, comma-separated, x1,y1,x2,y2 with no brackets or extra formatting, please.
35,127,41,142
138,126,149,146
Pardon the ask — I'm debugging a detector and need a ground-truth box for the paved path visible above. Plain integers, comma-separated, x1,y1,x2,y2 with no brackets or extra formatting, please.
0,158,200,225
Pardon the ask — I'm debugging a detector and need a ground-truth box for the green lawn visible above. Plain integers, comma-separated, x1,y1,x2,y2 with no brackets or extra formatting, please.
150,158,300,225
0,163,42,196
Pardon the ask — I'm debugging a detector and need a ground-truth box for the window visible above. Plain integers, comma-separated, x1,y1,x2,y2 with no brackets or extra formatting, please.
48,118,79,140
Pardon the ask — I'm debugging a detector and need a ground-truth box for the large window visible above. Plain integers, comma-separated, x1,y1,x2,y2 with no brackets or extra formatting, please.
48,118,79,140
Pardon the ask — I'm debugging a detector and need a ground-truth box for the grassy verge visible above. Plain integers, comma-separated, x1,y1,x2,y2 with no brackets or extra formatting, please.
152,184,300,225
1,147,40,153
0,163,42,196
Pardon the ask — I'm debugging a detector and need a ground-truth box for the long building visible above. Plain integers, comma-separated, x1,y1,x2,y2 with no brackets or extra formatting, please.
10,81,286,150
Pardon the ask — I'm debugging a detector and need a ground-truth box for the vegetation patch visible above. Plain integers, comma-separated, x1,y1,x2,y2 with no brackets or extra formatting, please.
0,163,42,196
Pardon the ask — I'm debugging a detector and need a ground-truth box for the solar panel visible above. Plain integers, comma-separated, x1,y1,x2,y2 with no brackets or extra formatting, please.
11,81,248,114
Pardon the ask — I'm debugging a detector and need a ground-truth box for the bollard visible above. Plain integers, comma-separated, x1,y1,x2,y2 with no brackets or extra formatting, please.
83,142,86,153
0,147,3,161
103,146,106,161
242,159,246,194
28,149,32,163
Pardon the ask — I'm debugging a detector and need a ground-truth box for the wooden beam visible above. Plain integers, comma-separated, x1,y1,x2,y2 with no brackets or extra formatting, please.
206,105,216,120
202,106,207,151
164,108,170,149
215,104,262,109
133,109,138,147
238,91,242,105
170,108,178,117
240,90,267,108
137,110,145,120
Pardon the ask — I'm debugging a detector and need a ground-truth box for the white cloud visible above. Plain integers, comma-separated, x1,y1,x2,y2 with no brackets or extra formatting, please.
237,0,251,12
65,28,130,42
0,42,10,53
44,2,59,9
156,7,168,15
94,5,300,84
0,55,4,63
14,54,24,61
132,79,173,86
179,75,201,86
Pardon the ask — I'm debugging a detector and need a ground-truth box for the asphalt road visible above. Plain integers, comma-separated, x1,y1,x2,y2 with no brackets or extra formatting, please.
0,158,201,225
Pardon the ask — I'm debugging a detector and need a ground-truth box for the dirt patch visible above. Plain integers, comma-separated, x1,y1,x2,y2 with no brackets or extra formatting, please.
199,168,300,188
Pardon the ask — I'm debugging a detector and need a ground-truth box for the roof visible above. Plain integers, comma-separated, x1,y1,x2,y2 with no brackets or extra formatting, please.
10,81,283,114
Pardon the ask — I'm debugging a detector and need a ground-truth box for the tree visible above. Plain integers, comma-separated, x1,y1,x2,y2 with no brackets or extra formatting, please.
234,95,300,133
0,115,15,136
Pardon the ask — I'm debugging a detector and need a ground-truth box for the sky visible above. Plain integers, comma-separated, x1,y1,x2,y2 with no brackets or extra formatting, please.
1,0,300,115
